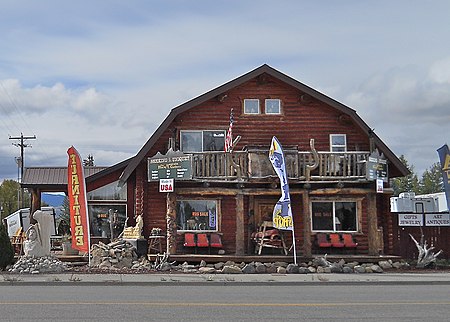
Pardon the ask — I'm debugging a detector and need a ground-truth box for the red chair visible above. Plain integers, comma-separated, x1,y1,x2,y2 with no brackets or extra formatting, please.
196,233,209,248
329,233,344,248
316,233,332,248
183,233,196,248
342,233,358,248
210,233,223,248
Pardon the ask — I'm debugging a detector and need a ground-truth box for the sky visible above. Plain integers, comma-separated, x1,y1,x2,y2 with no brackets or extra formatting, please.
1,0,449,183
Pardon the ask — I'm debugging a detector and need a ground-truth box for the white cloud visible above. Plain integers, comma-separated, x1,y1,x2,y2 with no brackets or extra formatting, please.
2,1,450,181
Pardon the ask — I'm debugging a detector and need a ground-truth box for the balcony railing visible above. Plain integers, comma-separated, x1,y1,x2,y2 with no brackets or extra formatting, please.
192,150,370,182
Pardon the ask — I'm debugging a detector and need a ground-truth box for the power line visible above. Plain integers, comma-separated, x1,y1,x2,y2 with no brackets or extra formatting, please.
9,133,36,208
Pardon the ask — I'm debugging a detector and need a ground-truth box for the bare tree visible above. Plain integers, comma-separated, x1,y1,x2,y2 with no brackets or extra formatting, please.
409,230,443,268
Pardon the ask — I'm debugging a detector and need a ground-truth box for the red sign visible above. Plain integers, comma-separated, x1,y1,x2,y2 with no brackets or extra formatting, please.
67,146,90,252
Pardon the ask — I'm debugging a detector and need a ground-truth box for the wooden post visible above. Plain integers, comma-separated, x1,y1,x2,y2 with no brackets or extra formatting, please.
235,194,245,255
166,192,177,254
302,191,312,257
367,192,379,256
30,188,40,224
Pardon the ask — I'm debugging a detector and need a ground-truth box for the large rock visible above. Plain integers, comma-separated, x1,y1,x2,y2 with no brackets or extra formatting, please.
242,263,256,274
378,260,392,270
286,264,299,274
221,265,243,274
199,267,216,274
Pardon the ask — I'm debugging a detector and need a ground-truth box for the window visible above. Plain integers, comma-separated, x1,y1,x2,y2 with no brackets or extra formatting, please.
177,200,218,231
244,99,260,114
87,181,127,238
330,134,347,152
311,201,357,232
88,204,127,238
265,99,281,114
87,181,127,201
180,130,225,152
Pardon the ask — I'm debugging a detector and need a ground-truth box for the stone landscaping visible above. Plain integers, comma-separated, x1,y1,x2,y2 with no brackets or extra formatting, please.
8,255,67,274
5,239,413,275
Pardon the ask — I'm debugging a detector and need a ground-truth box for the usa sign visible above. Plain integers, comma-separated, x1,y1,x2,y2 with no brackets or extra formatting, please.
159,178,174,193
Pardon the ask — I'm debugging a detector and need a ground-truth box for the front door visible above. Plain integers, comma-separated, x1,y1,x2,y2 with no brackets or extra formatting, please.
253,199,277,231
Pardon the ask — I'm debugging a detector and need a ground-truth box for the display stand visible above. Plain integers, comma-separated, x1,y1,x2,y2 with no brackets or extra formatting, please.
148,235,165,254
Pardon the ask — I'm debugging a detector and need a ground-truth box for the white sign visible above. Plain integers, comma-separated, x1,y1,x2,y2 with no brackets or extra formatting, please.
398,213,423,226
425,213,450,226
159,178,174,193
376,178,384,193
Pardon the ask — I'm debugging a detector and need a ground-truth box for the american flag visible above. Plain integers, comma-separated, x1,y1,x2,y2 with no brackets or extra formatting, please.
224,109,234,152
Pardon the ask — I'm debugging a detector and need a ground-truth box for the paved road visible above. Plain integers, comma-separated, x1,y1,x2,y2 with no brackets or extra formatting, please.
1,283,449,321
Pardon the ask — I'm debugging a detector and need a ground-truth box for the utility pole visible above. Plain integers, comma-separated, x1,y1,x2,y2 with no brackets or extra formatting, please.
9,133,36,208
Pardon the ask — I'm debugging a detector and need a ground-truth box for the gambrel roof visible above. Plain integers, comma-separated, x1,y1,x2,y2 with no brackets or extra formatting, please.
119,64,409,185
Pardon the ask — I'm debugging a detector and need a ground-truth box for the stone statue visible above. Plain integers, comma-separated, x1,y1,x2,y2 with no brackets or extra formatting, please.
23,210,53,257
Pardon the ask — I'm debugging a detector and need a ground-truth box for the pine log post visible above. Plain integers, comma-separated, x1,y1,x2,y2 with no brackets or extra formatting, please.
235,194,245,255
30,188,41,224
166,192,177,254
302,191,312,257
367,192,380,256
409,231,443,268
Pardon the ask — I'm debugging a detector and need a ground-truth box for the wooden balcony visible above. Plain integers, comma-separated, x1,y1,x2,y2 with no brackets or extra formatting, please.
192,150,370,182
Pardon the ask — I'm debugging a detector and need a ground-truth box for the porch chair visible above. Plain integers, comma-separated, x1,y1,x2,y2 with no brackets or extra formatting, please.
254,221,288,255
209,233,223,248
183,233,196,253
196,233,210,248
342,233,358,249
329,233,345,248
316,233,332,253
10,227,25,255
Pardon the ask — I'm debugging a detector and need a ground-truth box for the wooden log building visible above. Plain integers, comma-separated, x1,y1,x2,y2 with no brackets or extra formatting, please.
22,64,410,259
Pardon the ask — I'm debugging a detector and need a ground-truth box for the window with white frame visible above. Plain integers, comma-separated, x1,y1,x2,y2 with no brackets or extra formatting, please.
330,134,347,152
311,201,357,232
180,130,225,152
265,99,281,114
244,99,260,114
177,199,218,231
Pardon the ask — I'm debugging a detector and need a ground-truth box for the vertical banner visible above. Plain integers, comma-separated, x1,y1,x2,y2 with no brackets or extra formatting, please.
437,144,450,211
67,146,90,252
269,136,294,231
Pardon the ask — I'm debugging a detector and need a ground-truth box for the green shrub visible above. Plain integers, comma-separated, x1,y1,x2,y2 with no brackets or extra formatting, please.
0,223,14,270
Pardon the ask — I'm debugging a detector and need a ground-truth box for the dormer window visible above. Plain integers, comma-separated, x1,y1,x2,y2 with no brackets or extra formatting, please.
330,134,347,152
265,99,281,114
244,99,260,114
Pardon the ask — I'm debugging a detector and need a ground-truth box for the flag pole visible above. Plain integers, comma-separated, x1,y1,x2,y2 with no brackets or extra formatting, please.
291,227,297,265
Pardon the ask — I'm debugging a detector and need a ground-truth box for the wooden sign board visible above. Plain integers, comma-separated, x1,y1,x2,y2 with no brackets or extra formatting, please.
148,151,192,181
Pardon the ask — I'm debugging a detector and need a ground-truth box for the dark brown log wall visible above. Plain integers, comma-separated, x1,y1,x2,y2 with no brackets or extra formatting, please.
167,75,370,153
130,73,385,255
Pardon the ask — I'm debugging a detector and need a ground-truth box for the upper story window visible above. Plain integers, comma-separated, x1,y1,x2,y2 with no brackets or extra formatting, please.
330,134,347,152
244,99,260,114
87,181,127,201
180,130,225,152
265,99,281,114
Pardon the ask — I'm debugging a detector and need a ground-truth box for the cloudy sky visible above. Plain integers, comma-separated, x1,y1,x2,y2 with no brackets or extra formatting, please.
1,1,449,182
